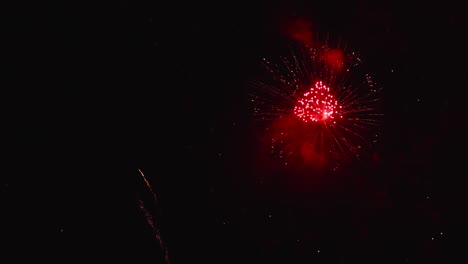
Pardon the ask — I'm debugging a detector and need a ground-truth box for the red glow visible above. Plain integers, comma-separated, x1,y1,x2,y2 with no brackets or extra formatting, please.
294,81,341,123
264,114,331,168
287,17,314,46
324,49,344,71
373,153,379,161
299,143,329,168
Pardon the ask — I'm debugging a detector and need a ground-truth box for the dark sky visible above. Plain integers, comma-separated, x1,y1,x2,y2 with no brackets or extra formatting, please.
3,1,467,263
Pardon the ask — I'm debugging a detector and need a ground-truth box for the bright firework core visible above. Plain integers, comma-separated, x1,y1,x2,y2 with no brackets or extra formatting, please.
294,81,342,123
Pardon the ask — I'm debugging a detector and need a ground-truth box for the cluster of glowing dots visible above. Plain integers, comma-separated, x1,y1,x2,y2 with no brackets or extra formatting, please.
294,81,342,123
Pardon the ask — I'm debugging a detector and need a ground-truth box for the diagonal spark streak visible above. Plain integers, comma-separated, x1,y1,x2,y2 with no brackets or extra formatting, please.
137,168,170,264
138,168,158,205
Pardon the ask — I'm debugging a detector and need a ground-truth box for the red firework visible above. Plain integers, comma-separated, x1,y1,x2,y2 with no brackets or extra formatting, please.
293,81,341,123
250,39,383,167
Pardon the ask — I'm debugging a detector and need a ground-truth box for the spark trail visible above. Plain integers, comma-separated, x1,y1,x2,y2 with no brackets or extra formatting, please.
137,168,170,264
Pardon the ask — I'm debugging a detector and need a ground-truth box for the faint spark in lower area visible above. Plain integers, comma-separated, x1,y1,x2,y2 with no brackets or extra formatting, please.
138,168,170,264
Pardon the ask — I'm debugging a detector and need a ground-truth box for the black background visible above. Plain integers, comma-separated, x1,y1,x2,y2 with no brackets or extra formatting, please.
3,1,467,263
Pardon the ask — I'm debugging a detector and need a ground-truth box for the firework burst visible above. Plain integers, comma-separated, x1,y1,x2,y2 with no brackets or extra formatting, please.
250,38,383,168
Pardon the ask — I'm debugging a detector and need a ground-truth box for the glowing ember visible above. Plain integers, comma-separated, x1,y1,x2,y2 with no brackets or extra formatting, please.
294,81,342,123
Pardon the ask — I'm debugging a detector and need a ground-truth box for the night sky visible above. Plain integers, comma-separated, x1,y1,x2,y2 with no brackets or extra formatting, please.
3,1,467,263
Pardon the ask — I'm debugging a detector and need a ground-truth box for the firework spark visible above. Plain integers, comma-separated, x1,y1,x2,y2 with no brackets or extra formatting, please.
293,80,341,123
250,39,383,167
137,168,170,264
138,168,158,204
